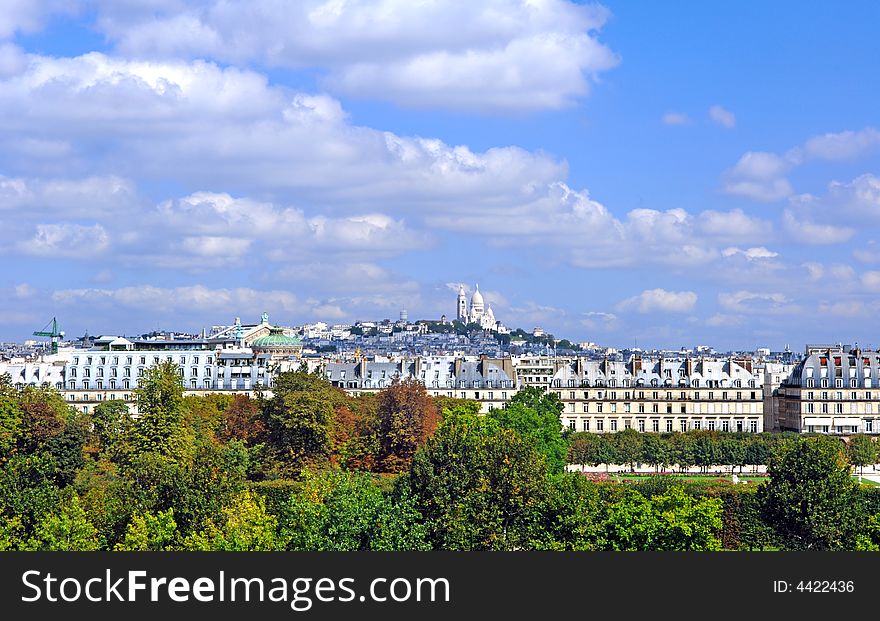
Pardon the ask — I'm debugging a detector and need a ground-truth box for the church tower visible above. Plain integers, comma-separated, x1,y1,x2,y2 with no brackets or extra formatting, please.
457,284,468,322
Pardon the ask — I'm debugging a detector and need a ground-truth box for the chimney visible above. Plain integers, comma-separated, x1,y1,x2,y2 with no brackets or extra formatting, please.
479,353,488,377
631,353,642,375
414,356,422,378
359,357,367,378
685,356,693,377
454,357,462,379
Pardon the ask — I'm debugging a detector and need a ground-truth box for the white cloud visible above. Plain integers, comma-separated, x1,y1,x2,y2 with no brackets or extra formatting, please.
0,0,79,39
708,104,735,128
783,209,855,245
800,127,880,161
722,247,778,260
14,283,36,299
662,112,690,125
854,240,880,264
0,53,570,210
722,151,794,201
723,127,880,202
616,289,697,314
19,223,109,258
91,0,620,113
698,209,770,239
861,271,880,293
718,290,794,315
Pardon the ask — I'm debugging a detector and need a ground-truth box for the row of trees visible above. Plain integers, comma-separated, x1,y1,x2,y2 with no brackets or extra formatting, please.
1,368,878,551
567,428,880,474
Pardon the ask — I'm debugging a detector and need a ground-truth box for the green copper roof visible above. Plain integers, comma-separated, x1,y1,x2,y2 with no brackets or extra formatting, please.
251,326,300,348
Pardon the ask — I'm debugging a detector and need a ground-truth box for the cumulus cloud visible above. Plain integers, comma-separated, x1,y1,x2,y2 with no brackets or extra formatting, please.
0,0,79,39
722,151,795,201
783,209,855,245
717,290,793,314
616,289,697,314
708,104,735,128
19,223,109,258
89,0,620,113
723,127,880,202
722,247,778,260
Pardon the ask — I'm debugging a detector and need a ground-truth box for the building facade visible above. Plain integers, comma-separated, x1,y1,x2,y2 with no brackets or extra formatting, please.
778,345,880,434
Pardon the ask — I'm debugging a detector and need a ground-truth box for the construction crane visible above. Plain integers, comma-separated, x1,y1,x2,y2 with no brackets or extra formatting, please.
33,317,65,354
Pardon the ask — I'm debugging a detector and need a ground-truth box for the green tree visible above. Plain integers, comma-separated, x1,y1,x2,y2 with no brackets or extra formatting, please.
758,436,861,550
640,433,671,472
278,469,428,551
720,438,746,474
184,490,280,551
0,376,21,461
533,474,601,550
490,386,566,474
693,433,721,474
91,400,131,451
116,509,178,551
129,361,187,460
408,406,549,550
28,490,100,551
263,369,339,473
613,428,643,472
670,432,696,473
848,435,876,476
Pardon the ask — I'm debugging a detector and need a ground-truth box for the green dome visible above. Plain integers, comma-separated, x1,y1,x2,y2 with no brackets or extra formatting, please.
251,326,300,348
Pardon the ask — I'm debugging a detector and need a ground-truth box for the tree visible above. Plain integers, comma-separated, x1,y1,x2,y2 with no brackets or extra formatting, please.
759,436,861,550
647,486,723,551
219,395,264,445
375,379,439,473
490,387,566,474
129,361,187,460
613,429,643,473
27,490,100,551
720,438,746,474
184,490,280,551
640,433,671,472
0,380,21,461
670,432,696,473
91,400,131,452
263,369,340,473
116,509,178,551
598,486,723,551
848,435,876,476
533,474,601,550
278,469,429,551
692,433,721,474
407,406,549,550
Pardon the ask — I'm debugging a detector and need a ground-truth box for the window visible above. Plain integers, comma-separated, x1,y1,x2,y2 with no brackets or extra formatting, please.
568,420,576,431
680,420,687,432
596,420,604,432
583,420,590,432
708,421,716,431
597,403,603,413
694,421,701,430
722,420,730,432
867,420,874,433
610,420,618,431
666,420,673,432
638,403,644,413
638,420,645,432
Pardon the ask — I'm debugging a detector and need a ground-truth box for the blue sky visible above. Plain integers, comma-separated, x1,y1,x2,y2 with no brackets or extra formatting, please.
1,1,879,351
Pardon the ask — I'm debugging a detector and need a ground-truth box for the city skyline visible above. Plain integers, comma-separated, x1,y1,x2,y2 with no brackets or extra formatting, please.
1,1,880,350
